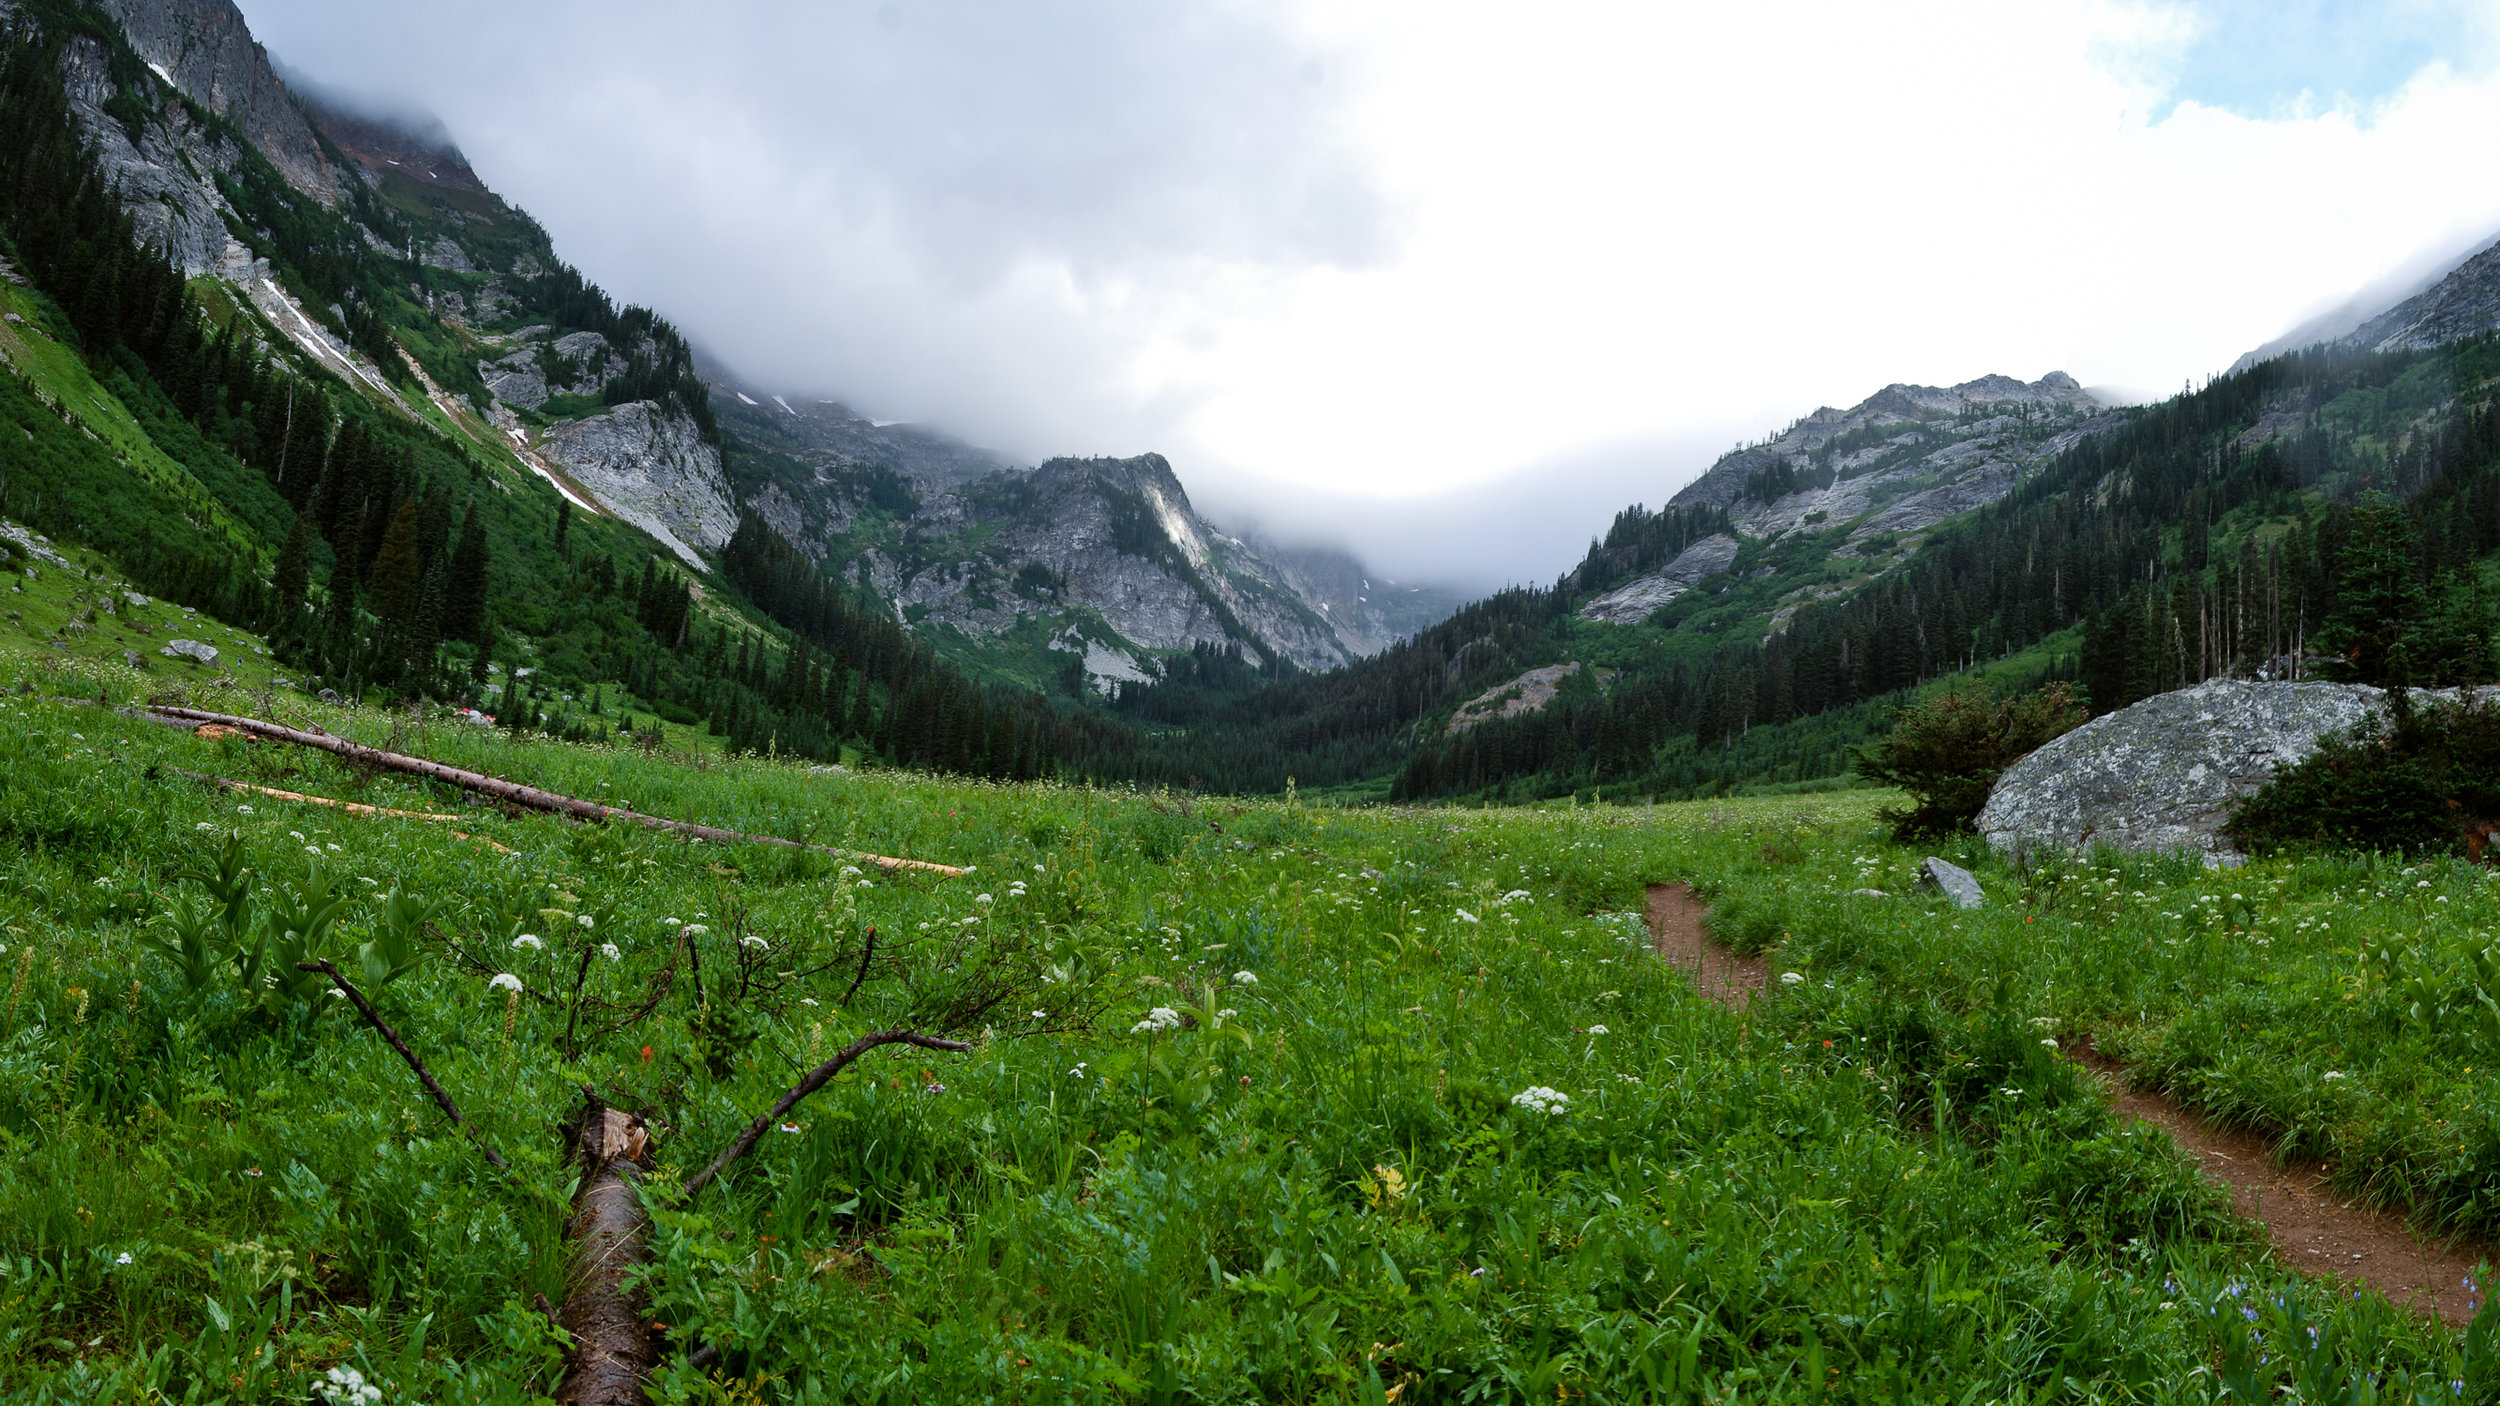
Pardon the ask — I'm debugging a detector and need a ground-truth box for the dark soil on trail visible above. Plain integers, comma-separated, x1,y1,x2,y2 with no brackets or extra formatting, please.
1644,882,1766,1008
2077,1046,2486,1327
1643,882,2490,1326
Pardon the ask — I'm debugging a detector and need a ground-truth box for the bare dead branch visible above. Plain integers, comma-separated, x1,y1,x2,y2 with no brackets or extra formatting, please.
838,925,878,1009
562,942,597,1060
148,706,964,875
298,958,508,1170
683,1029,972,1198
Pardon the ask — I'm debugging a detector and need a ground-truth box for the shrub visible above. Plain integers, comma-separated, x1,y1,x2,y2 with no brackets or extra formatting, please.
1854,683,2085,840
2230,693,2500,857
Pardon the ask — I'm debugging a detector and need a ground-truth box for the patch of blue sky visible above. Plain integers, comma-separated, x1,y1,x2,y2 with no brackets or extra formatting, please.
2160,0,2492,118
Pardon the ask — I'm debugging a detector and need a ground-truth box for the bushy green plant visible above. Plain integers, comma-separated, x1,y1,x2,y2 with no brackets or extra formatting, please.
1854,682,2084,839
2230,694,2500,856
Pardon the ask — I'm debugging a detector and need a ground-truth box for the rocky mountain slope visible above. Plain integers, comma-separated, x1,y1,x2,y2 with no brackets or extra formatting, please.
1569,372,2112,634
2231,226,2500,372
26,0,1458,692
708,372,1461,686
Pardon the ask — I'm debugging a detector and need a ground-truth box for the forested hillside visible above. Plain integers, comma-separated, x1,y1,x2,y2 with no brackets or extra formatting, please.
0,1,1147,783
1086,341,2500,801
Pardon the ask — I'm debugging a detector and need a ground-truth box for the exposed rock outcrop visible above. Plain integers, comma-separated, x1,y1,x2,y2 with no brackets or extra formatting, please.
1580,534,1739,624
1977,680,2393,859
538,403,736,570
1447,662,1606,734
58,35,238,275
96,0,342,204
1670,374,2109,549
703,369,1458,670
478,330,627,410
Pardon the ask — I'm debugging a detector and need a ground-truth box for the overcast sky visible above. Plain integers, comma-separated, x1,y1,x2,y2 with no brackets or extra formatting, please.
241,0,2500,592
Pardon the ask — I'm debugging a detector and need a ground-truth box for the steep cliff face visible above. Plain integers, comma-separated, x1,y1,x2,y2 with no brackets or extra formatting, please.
539,403,738,570
889,453,1357,673
709,376,1454,677
57,33,237,275
95,0,342,204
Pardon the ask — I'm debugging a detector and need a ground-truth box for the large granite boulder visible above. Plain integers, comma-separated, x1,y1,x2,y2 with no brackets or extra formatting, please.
1977,679,2389,860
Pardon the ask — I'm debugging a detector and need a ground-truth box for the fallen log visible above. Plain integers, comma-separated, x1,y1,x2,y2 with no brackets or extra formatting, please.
146,705,963,876
165,766,517,852
557,1090,656,1405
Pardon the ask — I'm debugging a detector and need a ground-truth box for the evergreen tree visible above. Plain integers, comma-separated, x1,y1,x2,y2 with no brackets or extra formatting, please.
366,499,424,677
444,499,489,643
2316,493,2426,687
271,511,313,631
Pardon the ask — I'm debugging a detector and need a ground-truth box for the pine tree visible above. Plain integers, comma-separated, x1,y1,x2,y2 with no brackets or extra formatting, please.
407,563,445,696
2316,493,2426,687
366,499,424,676
271,511,313,632
444,499,489,643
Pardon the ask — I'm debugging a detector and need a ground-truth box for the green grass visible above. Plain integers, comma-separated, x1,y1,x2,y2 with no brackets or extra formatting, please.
1,658,2497,1401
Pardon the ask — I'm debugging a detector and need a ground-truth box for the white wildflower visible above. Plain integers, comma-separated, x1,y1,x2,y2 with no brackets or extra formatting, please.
599,942,622,962
317,1364,383,1406
237,805,253,813
740,935,769,950
1511,1085,1569,1115
1454,909,1479,924
114,1251,132,1266
1780,971,1805,985
488,973,523,994
1232,970,1258,985
1032,1010,1048,1019
195,821,217,832
662,917,682,927
1218,1008,1239,1019
839,866,862,879
2323,1070,2345,1082
1587,1024,1609,1036
975,893,993,905
511,934,544,951
326,843,341,852
684,924,709,935
1131,1006,1184,1035
577,914,594,929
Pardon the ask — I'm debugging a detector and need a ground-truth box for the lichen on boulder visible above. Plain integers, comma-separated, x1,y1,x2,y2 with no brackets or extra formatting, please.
1977,679,2391,859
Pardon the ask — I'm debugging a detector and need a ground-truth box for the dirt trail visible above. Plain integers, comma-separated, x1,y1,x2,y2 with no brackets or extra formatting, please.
1645,882,1767,1008
1642,883,2487,1326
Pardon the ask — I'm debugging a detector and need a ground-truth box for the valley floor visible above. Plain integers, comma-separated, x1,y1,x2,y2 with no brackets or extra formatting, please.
2,641,2499,1401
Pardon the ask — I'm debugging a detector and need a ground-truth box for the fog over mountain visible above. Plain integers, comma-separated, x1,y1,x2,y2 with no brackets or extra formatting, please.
232,0,2500,590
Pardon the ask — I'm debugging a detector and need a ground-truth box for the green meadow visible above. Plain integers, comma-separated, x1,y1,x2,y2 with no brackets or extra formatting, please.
0,653,2495,1401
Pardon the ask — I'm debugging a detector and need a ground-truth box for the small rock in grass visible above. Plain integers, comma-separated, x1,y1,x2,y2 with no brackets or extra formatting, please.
122,650,146,669
1919,857,1983,909
161,639,217,665
1848,888,1888,899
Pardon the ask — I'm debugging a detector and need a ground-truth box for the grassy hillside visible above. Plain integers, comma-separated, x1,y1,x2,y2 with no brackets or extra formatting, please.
3,622,2498,1397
